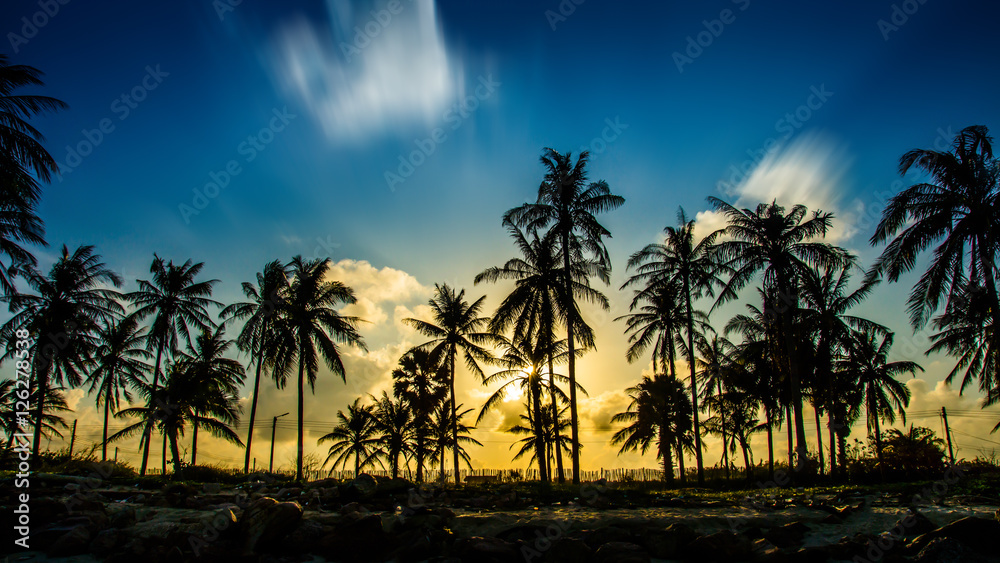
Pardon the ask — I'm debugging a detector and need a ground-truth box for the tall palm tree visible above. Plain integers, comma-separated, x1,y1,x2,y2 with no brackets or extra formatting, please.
0,380,71,456
85,316,150,461
475,226,603,482
125,255,219,475
871,125,999,330
0,245,122,458
611,375,692,482
504,148,625,483
617,283,685,380
403,283,500,484
180,327,245,465
369,391,413,479
624,209,724,484
694,332,738,478
0,56,67,297
798,264,885,474
391,348,447,482
838,328,920,467
220,259,289,473
318,398,380,477
709,198,851,470
271,256,367,481
507,402,571,474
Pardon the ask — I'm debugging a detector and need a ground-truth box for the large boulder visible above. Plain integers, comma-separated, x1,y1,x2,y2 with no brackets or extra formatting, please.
317,513,389,562
907,516,1000,556
237,496,303,553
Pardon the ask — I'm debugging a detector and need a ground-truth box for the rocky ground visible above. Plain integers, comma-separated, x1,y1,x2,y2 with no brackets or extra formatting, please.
3,472,1000,562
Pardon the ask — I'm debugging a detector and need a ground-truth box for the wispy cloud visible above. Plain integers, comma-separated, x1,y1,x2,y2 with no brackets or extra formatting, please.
267,0,462,142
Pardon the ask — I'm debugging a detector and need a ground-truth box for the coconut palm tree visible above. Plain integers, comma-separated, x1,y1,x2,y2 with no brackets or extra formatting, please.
271,256,367,481
391,348,447,482
504,148,625,483
709,198,852,470
0,380,71,456
617,283,685,381
837,328,920,467
694,332,739,477
125,255,219,475
0,56,67,297
220,259,289,473
369,391,413,479
429,403,481,482
84,316,150,461
0,245,122,459
179,326,245,466
611,375,692,482
623,207,725,484
507,402,571,474
475,226,603,482
798,264,885,474
403,284,500,484
318,398,380,477
929,281,998,400
477,336,581,482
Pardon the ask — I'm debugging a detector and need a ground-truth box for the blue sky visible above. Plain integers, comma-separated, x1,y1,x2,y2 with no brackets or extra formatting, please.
5,0,1000,470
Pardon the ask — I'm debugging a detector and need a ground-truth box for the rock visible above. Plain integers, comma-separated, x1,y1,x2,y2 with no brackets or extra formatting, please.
907,516,1000,556
317,514,388,562
237,497,303,553
110,505,137,529
684,530,752,562
893,509,937,537
279,518,326,555
31,497,70,526
48,524,92,556
276,486,302,500
455,536,520,563
585,525,633,548
542,537,592,562
376,476,414,495
593,541,650,563
764,521,809,548
642,528,681,559
90,528,124,556
65,491,107,513
664,522,697,548
913,536,989,563
202,482,222,494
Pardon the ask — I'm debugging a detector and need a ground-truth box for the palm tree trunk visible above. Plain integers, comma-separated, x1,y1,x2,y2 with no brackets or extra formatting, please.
102,388,111,462
161,432,167,474
718,382,729,480
355,448,360,477
684,285,705,485
742,439,751,480
296,351,305,481
191,419,198,466
530,378,548,483
786,404,793,470
827,411,837,476
561,229,581,485
766,408,774,480
449,349,460,485
30,365,47,460
169,430,182,478
677,435,686,484
778,292,808,470
140,343,165,476
814,404,823,475
548,354,564,483
872,401,883,473
243,348,265,473
416,432,425,483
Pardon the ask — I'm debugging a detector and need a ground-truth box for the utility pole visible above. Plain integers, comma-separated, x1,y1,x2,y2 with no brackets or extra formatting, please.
942,407,956,465
270,412,289,473
68,419,77,458
114,447,119,462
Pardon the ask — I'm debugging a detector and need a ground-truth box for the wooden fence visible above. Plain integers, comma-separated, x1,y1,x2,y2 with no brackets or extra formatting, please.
322,467,670,483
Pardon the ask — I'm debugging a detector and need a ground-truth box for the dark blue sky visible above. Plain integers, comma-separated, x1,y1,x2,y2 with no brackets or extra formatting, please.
6,0,1000,467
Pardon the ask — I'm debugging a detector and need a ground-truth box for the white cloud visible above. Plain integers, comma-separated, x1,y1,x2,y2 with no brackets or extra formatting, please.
268,0,462,142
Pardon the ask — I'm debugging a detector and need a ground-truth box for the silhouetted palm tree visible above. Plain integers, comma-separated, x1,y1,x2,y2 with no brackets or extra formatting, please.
0,56,67,296
429,403,481,482
611,375,692,482
838,328,920,467
180,327,245,465
623,207,725,484
403,284,499,484
220,259,289,473
391,348,447,482
369,391,413,479
475,226,602,482
85,316,150,461
694,332,738,478
271,256,367,481
319,398,380,476
125,255,219,475
618,283,685,380
504,148,624,483
710,198,851,469
0,380,71,456
0,245,122,458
